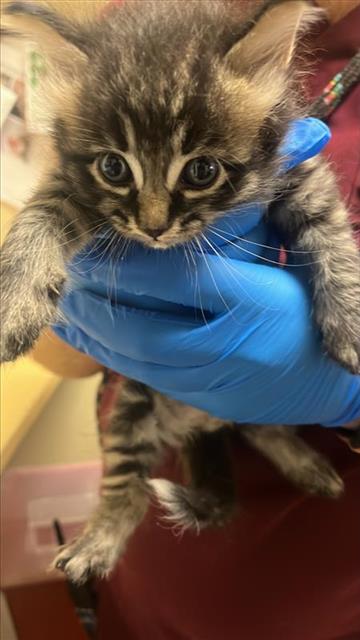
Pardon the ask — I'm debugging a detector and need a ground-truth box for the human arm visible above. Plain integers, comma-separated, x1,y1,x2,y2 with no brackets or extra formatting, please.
30,328,104,378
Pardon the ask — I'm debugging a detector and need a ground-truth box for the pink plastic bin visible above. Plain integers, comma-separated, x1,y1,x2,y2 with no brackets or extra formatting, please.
1,461,101,588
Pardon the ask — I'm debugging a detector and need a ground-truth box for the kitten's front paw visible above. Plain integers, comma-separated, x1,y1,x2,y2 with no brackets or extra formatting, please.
317,294,360,374
1,327,42,363
0,272,64,362
294,454,344,499
314,261,360,373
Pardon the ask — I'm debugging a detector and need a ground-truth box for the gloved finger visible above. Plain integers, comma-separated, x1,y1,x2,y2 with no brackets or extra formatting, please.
103,252,303,313
54,322,216,392
68,240,290,314
279,117,330,172
54,318,360,424
68,216,278,299
61,262,312,371
60,289,222,366
61,282,292,369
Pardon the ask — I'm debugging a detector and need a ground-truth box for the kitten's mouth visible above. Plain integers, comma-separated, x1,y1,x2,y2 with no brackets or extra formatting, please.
109,214,208,251
133,234,182,250
110,219,190,250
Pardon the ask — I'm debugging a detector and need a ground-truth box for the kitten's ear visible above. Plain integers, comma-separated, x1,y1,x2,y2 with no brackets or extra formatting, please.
226,0,322,73
1,1,102,59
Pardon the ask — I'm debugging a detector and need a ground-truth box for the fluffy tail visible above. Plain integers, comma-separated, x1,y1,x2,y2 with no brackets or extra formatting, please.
148,478,235,533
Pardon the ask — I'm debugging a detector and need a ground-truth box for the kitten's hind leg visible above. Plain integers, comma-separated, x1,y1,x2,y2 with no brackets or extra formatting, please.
240,424,344,498
149,427,236,532
54,482,150,584
53,381,163,583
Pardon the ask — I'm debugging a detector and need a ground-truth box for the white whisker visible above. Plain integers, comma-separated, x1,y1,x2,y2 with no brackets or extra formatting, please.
207,229,322,267
196,235,280,313
193,238,210,328
199,234,234,317
58,221,108,248
208,224,324,254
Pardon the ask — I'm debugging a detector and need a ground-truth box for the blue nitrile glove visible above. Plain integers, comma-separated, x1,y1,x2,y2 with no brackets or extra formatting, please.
54,118,360,426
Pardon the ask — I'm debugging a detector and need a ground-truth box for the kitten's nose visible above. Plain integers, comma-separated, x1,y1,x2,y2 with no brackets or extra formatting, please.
143,226,168,240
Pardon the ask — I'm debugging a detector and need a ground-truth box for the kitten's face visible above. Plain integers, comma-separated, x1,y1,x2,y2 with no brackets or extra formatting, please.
53,1,293,249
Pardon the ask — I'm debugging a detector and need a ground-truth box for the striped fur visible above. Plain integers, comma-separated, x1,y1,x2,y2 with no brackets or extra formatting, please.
1,1,357,583
53,380,344,583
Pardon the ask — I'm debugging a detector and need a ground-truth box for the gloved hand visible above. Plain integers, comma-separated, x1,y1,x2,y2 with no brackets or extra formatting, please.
54,118,360,427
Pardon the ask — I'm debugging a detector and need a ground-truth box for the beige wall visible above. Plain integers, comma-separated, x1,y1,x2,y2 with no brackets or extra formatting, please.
9,375,101,467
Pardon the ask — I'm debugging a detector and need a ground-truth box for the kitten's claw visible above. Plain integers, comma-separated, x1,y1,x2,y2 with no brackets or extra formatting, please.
0,279,64,363
295,456,344,499
55,557,70,571
52,532,123,584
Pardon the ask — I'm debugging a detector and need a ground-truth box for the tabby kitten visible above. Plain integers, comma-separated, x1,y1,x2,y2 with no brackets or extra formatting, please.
1,0,359,583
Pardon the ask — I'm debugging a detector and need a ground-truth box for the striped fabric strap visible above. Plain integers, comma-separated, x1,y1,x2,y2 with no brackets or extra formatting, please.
309,50,360,120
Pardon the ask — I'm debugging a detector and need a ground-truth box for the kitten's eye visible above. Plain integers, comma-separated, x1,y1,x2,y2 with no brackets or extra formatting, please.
99,153,132,185
181,157,219,189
